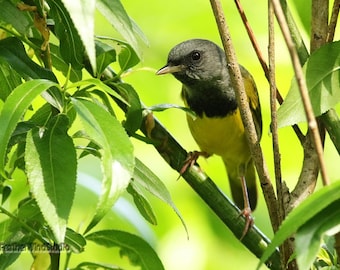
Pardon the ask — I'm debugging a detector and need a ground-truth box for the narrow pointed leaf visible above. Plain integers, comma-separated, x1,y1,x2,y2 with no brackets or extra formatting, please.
0,58,22,101
148,103,196,118
0,79,59,176
49,43,82,82
86,230,165,270
61,0,96,73
0,0,32,35
0,37,57,82
127,183,157,225
25,114,77,243
95,40,117,76
96,0,147,59
71,98,134,233
114,83,142,134
134,158,188,236
49,0,84,70
295,201,340,270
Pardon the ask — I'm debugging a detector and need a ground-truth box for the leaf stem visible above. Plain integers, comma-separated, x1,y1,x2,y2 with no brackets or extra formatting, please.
0,206,46,243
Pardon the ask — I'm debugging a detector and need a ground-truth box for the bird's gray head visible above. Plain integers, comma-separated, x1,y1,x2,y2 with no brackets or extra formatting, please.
156,39,227,86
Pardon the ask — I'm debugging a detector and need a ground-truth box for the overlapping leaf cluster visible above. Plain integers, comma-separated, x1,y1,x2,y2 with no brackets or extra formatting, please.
0,0,178,269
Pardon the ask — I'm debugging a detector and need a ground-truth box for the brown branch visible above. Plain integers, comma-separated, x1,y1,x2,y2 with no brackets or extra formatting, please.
327,0,340,42
209,0,280,232
268,3,286,268
270,0,330,186
268,0,284,228
233,0,305,144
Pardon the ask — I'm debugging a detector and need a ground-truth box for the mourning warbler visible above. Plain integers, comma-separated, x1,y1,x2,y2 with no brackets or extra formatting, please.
156,39,262,235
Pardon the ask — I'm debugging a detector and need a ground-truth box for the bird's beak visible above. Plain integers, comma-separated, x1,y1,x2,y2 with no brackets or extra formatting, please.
156,64,183,75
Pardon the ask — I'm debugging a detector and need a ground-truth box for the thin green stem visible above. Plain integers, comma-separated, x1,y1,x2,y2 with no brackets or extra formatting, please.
64,252,72,270
0,26,40,50
0,206,46,243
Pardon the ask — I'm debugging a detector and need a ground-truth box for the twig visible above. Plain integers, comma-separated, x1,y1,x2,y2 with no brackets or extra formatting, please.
321,109,340,155
233,0,305,144
270,0,330,186
268,0,284,230
268,4,288,269
209,0,280,232
327,0,340,42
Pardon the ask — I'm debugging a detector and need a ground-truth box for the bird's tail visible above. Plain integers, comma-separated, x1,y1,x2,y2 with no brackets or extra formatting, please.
224,159,258,210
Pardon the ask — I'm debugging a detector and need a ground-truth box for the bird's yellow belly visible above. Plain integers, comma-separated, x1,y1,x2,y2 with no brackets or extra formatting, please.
186,109,251,164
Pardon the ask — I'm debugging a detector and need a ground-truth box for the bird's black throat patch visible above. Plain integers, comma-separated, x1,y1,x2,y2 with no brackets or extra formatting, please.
182,85,238,118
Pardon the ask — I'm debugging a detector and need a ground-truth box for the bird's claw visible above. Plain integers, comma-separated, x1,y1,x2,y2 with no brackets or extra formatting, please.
179,151,209,176
239,207,254,240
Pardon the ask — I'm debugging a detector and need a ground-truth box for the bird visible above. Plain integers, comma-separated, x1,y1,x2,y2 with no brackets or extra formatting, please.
156,39,262,238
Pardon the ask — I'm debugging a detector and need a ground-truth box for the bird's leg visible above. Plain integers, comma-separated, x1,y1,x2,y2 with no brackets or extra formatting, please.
239,174,254,240
179,151,210,175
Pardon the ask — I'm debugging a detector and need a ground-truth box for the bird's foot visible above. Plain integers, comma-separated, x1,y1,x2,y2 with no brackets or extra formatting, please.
239,207,254,240
179,151,209,176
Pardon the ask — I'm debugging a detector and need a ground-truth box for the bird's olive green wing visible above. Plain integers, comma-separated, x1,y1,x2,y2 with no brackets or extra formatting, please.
240,66,262,139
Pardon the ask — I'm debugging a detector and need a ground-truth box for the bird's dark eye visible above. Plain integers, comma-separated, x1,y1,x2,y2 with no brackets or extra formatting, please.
191,51,201,61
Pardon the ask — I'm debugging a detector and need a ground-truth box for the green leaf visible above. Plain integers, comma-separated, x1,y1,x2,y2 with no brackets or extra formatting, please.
96,0,147,60
17,198,44,224
114,83,142,134
0,37,57,82
0,79,59,176
127,183,157,225
25,114,77,243
1,186,12,205
69,78,129,106
0,0,32,35
65,228,86,254
0,58,22,101
86,230,165,270
95,40,117,76
91,89,116,117
134,158,188,236
71,98,134,233
118,42,140,71
48,0,84,70
60,0,96,73
148,103,197,119
49,43,82,82
258,180,340,269
290,0,311,37
0,253,20,270
295,200,340,270
278,41,340,127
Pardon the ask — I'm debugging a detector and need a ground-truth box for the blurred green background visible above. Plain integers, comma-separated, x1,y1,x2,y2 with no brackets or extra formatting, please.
8,0,340,269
